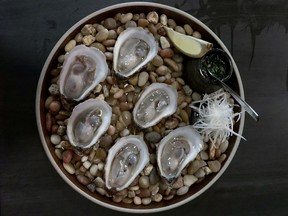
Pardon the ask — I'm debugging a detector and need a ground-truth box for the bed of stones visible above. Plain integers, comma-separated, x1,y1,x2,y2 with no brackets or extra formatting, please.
44,11,230,206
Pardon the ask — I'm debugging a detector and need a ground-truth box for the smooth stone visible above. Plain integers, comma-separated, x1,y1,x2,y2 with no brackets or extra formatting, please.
142,197,152,205
138,18,149,27
133,196,142,205
64,39,76,52
138,71,149,87
164,58,179,72
149,168,161,185
96,187,106,196
54,148,63,160
63,162,75,174
103,18,117,29
87,183,96,193
95,148,107,161
89,164,98,176
160,14,168,25
96,29,109,43
93,177,105,188
83,161,91,169
50,134,61,145
62,150,74,163
152,55,163,67
183,175,198,187
156,65,170,76
176,186,189,196
139,176,150,189
113,89,124,99
145,131,161,143
194,168,206,178
184,24,193,35
187,160,207,175
138,188,151,198
208,160,222,172
159,48,174,58
160,36,170,48
172,176,183,189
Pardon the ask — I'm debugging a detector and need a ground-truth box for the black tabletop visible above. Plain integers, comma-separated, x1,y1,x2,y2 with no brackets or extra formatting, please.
1,0,288,215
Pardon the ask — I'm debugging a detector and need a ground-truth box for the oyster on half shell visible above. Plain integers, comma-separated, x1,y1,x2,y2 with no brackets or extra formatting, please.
59,45,108,101
104,135,149,191
157,126,203,183
113,27,158,77
133,83,177,128
66,98,112,148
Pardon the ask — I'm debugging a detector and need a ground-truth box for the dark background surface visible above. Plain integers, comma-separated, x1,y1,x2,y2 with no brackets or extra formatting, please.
1,0,288,215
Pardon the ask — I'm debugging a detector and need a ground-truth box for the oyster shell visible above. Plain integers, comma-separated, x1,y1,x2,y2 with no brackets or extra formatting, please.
113,27,158,77
59,45,108,101
133,83,177,128
104,135,149,191
157,126,203,182
66,98,112,148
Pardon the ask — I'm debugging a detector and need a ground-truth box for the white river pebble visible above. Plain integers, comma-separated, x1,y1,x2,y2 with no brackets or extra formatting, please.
81,155,88,163
139,176,150,188
142,197,152,205
183,175,198,187
63,162,75,174
64,39,76,52
160,36,170,48
133,196,142,205
50,134,61,145
89,164,98,176
208,160,221,172
83,161,91,169
96,187,106,196
98,162,104,171
177,186,189,196
138,71,149,87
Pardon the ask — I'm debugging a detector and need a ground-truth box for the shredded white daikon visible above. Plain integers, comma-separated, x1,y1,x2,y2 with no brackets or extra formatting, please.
190,89,245,146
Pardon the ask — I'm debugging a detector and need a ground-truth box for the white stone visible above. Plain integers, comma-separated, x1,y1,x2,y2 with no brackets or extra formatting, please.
176,186,189,196
83,161,91,169
160,36,170,49
81,155,88,163
138,71,149,87
63,162,75,174
183,175,198,187
89,164,98,176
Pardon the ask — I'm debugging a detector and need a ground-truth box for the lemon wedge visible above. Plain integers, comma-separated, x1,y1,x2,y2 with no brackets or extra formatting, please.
165,27,213,58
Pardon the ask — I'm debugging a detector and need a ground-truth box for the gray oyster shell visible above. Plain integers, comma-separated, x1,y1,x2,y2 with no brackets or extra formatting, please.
59,45,108,101
133,83,177,128
157,126,203,182
113,27,158,77
104,135,149,191
66,98,112,148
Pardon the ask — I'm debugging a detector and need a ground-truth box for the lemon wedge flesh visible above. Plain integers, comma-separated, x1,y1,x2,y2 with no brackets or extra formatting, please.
165,27,213,58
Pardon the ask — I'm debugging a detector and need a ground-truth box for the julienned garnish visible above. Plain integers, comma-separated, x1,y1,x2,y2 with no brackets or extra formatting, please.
190,89,245,146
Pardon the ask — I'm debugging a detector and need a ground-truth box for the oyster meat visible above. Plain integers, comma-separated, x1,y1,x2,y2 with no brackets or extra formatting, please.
133,83,177,128
157,126,203,182
59,45,108,101
105,135,149,191
66,98,112,148
113,27,158,77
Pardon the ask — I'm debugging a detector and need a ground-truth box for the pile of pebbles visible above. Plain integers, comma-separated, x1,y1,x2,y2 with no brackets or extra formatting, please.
44,11,230,205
